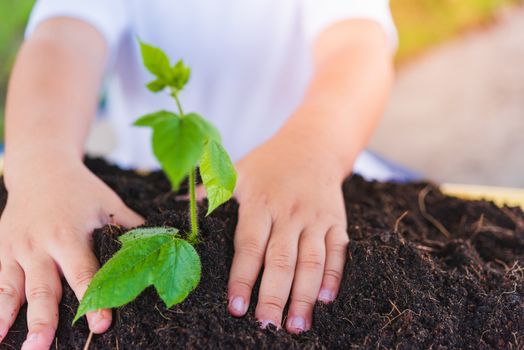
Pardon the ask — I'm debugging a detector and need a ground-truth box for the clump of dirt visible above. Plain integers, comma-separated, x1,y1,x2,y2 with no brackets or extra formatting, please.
2,158,523,349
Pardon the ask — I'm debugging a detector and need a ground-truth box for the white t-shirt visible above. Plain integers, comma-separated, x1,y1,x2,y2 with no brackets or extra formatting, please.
26,0,397,176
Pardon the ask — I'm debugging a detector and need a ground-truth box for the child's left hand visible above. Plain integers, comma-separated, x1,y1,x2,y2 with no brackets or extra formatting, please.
227,129,349,333
225,19,392,333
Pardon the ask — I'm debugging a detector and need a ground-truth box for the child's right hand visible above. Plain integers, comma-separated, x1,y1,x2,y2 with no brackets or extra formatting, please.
0,154,144,350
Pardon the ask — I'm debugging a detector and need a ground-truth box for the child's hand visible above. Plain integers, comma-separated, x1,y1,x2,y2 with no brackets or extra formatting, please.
0,155,143,350
226,20,393,333
227,131,349,333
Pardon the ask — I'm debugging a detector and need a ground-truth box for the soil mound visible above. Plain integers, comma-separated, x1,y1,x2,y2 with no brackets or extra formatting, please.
3,158,523,349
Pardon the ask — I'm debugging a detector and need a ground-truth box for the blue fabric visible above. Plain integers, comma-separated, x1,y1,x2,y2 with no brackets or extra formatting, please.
363,150,422,182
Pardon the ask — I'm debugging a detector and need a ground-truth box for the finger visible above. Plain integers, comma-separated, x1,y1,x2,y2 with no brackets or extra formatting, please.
21,257,61,350
286,229,325,333
318,226,349,303
111,202,144,228
175,185,207,201
195,185,206,201
0,260,25,342
58,244,111,334
255,220,301,329
227,203,271,317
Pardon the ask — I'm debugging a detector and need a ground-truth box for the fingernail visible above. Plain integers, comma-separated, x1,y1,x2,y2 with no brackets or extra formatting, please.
92,310,104,324
318,288,335,303
90,310,110,333
259,319,277,329
289,316,306,332
21,333,39,349
230,296,246,315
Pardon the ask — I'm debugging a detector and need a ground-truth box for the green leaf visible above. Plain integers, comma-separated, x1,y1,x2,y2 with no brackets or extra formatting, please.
154,239,201,306
134,111,214,191
146,78,167,92
134,110,179,127
152,116,207,190
200,140,237,215
119,227,179,244
184,113,221,143
139,41,172,81
138,40,191,92
74,227,200,323
171,60,191,90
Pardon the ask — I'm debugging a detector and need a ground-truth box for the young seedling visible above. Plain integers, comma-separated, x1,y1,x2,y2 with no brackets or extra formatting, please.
74,41,236,323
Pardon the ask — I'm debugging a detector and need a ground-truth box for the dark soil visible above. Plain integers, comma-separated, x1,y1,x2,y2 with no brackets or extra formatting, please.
2,158,523,349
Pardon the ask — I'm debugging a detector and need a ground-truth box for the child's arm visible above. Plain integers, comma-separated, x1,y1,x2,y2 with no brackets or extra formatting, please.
0,18,142,349
227,19,394,333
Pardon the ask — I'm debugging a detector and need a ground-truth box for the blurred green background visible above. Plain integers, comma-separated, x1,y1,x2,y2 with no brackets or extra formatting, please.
392,0,520,62
0,0,36,140
0,0,519,142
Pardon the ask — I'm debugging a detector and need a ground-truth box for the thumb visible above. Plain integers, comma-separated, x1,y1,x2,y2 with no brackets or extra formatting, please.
110,202,145,228
175,184,207,201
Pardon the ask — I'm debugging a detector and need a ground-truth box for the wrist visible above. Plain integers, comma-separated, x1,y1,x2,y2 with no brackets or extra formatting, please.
3,145,83,190
272,127,352,183
277,110,360,180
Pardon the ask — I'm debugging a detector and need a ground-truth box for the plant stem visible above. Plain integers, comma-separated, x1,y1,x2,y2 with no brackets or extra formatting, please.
172,90,185,116
188,167,199,242
172,89,198,241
